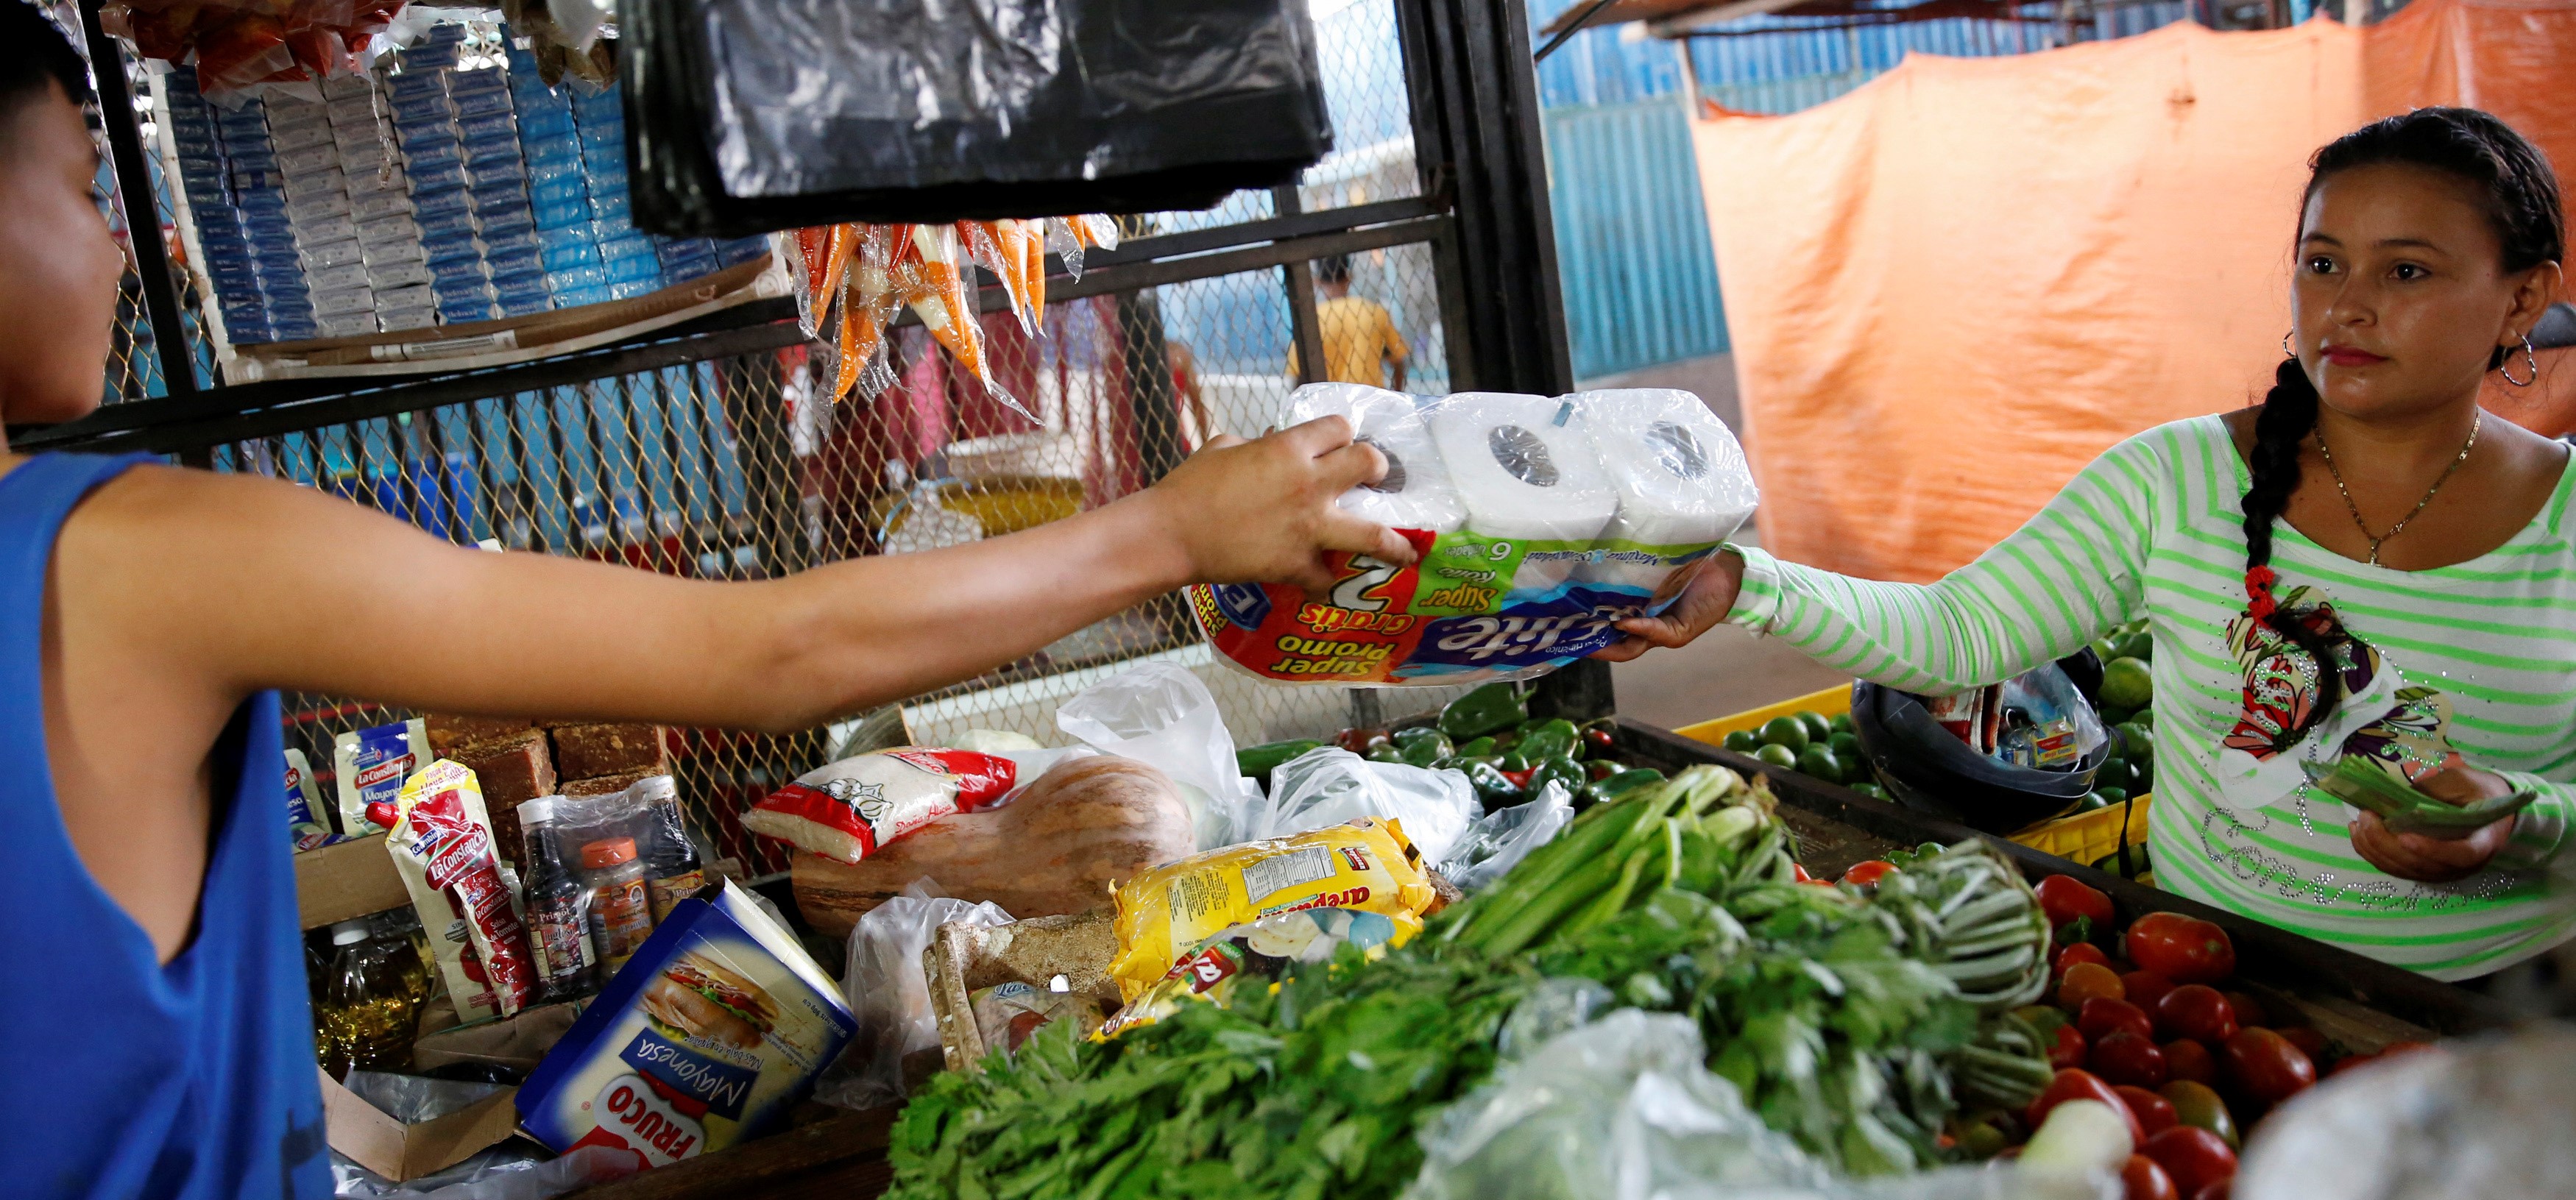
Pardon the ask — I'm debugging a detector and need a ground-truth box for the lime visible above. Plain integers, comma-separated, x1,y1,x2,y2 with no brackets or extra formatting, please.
1850,781,1889,801
1759,716,1811,753
1755,743,1800,770
2116,721,2155,759
2115,632,2154,662
1723,729,1760,753
2132,706,2154,727
1796,711,1833,743
2100,656,2154,710
2097,786,2129,803
1828,712,1855,734
1828,731,1864,762
2099,757,2131,790
2078,792,2113,812
2089,637,2122,666
1796,745,1844,783
2098,703,2134,728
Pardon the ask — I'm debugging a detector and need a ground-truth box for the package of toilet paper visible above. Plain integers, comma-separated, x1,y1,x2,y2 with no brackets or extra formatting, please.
1191,386,1758,684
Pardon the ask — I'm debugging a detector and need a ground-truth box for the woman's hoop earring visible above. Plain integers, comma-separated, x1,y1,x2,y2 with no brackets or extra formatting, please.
2282,330,2296,357
2502,334,2540,387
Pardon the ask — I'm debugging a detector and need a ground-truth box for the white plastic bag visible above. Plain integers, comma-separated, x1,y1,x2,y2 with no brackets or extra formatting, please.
1249,748,1481,863
1408,1006,2113,1200
2239,1026,2575,1200
1055,662,1256,848
815,879,1012,1109
1437,781,1577,892
329,1074,640,1199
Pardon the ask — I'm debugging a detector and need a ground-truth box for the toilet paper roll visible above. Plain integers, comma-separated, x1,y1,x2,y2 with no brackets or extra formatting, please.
1572,388,1758,592
1426,391,1617,594
1286,383,1464,534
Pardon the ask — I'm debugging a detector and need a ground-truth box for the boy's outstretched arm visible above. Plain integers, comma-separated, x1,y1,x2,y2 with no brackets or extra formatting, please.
57,418,1404,736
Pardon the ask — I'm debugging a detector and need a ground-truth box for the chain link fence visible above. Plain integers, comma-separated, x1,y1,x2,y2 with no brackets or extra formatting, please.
159,0,1476,878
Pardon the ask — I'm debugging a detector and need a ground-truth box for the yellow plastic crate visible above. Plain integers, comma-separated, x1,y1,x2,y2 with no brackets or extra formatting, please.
2010,795,2151,865
1671,684,1853,746
1673,681,2148,868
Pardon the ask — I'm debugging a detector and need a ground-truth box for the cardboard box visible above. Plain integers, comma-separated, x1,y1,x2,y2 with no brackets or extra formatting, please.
552,723,672,782
319,1068,521,1183
296,837,411,930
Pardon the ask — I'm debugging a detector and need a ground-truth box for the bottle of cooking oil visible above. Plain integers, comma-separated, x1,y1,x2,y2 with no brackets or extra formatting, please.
369,909,434,1007
316,918,417,1076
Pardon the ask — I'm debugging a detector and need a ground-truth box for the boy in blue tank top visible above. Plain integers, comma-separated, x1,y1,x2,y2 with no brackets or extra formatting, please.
0,10,1409,1196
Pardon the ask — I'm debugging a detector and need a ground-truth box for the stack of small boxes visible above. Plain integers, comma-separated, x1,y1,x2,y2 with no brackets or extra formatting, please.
168,25,774,352
169,73,321,344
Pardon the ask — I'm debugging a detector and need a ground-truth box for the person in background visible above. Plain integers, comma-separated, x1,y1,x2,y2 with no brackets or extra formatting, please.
0,12,1409,1199
1290,252,1409,390
1604,107,2575,983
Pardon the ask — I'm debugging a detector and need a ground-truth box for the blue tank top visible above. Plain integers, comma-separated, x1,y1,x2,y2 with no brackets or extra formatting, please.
0,453,330,1199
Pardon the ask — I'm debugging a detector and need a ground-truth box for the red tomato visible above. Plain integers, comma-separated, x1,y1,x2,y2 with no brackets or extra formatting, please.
2091,1031,2170,1089
2124,913,2237,984
2191,1185,2231,1200
2327,1051,2377,1076
2154,985,2240,1045
2080,998,2156,1043
2056,942,2112,975
2037,875,2117,931
2162,1039,2218,1084
1842,860,1900,887
2121,1154,2181,1200
2276,1026,2327,1059
2141,1127,2237,1195
2026,1068,2146,1145
2114,1084,2179,1137
2049,1024,2089,1070
2377,1039,2432,1059
2222,990,2270,1029
2059,962,2127,1009
2123,970,2176,1012
2222,1028,2317,1105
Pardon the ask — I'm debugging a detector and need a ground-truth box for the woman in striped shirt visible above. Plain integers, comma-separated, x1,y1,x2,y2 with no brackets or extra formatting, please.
1604,107,2572,980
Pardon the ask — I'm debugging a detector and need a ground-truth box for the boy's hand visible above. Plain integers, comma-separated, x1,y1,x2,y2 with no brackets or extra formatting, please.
2349,764,2518,882
1592,549,1747,661
1140,416,1413,591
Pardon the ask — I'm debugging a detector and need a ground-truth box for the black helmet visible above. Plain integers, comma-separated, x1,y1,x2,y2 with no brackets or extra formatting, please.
1846,651,2109,834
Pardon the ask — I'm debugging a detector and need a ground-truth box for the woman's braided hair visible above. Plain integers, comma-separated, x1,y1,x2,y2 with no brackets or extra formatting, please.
2243,107,2564,736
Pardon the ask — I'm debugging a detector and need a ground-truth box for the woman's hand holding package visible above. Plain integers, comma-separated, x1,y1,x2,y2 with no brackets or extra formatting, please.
1592,549,1747,661
2349,763,2519,882
1140,416,1414,592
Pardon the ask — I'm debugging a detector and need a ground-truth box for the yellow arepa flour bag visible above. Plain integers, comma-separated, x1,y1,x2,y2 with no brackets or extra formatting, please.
1107,816,1437,1001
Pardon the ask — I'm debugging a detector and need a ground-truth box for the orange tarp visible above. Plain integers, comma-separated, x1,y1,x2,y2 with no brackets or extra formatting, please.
1693,0,2576,581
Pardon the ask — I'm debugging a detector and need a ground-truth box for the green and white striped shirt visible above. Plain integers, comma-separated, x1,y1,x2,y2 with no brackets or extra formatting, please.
1729,415,2576,980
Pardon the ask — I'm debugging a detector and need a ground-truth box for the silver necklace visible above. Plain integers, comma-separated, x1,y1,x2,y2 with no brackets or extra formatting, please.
2314,411,2480,566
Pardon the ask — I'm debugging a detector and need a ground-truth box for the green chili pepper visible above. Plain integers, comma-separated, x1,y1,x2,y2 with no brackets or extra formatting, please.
1585,759,1622,782
1499,750,1532,773
1366,743,1407,765
1580,767,1663,807
1529,755,1588,799
1455,736,1497,759
1463,760,1522,805
1236,739,1326,782
2302,758,2536,833
1437,682,1527,741
1516,718,1581,763
1397,731,1455,768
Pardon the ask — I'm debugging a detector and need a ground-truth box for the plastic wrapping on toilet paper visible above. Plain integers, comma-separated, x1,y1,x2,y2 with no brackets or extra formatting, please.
1194,386,1758,685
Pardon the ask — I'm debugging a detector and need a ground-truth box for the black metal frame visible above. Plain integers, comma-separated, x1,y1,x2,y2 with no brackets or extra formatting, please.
18,0,1604,706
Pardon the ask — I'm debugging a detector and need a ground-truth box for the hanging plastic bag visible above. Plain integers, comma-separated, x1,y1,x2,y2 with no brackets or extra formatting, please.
1436,781,1576,893
1055,662,1256,849
620,0,1331,235
1247,747,1479,864
894,222,1035,422
813,879,1013,1110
